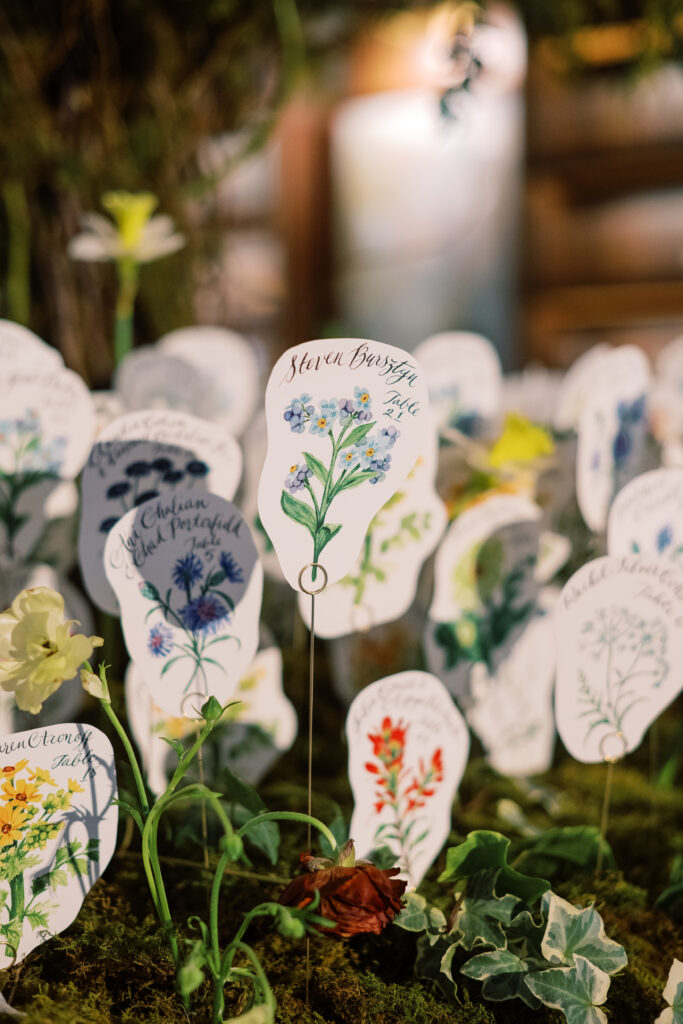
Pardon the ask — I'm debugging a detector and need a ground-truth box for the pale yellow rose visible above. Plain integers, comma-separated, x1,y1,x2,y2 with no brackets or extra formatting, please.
80,668,110,704
0,587,103,714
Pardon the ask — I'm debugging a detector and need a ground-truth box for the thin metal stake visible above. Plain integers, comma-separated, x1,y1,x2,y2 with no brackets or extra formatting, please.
596,760,614,878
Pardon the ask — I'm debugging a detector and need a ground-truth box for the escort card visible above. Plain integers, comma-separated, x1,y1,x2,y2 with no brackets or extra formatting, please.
555,555,683,762
79,409,242,615
347,671,469,888
105,493,263,717
258,338,430,590
608,468,683,565
413,331,501,438
0,723,117,968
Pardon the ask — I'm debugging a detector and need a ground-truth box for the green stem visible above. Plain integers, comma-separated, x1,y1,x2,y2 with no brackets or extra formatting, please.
100,697,150,820
3,179,30,325
114,258,139,366
237,810,337,853
8,874,24,931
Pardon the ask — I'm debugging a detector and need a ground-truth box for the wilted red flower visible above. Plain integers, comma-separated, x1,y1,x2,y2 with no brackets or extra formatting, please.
278,841,407,938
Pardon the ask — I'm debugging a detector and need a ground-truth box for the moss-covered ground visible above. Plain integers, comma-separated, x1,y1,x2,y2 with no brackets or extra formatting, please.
2,616,682,1023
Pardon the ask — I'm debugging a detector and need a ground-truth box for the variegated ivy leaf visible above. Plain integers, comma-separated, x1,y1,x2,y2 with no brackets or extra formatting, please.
656,958,683,1024
526,955,611,1024
438,830,550,904
461,949,543,1009
395,890,447,935
541,892,628,975
449,870,520,951
415,935,457,999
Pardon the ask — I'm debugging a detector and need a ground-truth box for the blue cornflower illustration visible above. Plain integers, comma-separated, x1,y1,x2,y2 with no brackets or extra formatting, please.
186,459,209,477
180,594,230,634
99,516,119,534
220,551,244,583
612,428,632,468
172,552,204,590
657,524,673,553
135,489,160,506
125,460,152,478
148,622,174,657
106,481,131,499
284,463,312,493
283,394,314,433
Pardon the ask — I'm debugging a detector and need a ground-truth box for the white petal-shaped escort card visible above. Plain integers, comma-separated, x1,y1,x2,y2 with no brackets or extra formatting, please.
0,320,64,370
258,338,430,590
576,346,650,534
413,331,502,438
553,343,610,432
555,555,683,763
0,723,118,968
125,646,296,795
297,414,447,637
115,350,208,418
0,367,95,566
347,671,468,888
467,589,557,778
608,468,683,565
79,410,243,615
104,493,263,717
158,326,261,437
426,494,541,698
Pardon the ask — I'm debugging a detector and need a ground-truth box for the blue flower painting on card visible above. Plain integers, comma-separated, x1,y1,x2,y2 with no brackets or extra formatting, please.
98,456,211,534
140,550,243,696
280,388,400,572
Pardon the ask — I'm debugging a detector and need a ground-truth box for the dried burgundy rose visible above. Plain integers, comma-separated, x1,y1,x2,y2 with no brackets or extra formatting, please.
278,840,407,938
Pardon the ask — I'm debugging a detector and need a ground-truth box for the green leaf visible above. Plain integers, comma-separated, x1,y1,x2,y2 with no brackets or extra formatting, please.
395,891,447,934
317,522,342,553
415,934,457,999
451,889,519,951
336,469,377,492
140,582,160,600
280,488,317,534
525,955,611,1024
206,569,226,587
343,421,374,448
461,948,528,981
517,826,615,881
657,958,683,1024
541,892,627,975
25,911,49,931
178,940,206,997
303,451,328,485
159,736,185,758
223,766,280,865
439,830,550,905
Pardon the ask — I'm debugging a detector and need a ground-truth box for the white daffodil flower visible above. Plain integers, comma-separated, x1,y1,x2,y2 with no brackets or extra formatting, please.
68,190,185,265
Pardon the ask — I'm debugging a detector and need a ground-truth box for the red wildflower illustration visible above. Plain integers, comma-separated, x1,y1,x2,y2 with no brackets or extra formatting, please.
364,717,444,876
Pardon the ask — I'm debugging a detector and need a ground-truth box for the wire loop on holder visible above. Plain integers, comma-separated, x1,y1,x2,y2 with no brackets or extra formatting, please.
298,562,328,595
599,730,627,764
180,690,208,721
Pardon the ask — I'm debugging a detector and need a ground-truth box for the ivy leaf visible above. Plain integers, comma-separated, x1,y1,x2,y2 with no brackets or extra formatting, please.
516,826,615,882
525,955,611,1024
439,830,550,905
656,958,683,1024
452,891,520,951
460,948,542,1009
343,421,374,448
303,451,328,485
395,891,446,934
541,892,628,975
280,489,316,535
415,934,457,999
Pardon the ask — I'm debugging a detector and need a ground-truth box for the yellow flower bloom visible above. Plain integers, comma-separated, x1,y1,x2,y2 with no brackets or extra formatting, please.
0,804,25,846
1,778,42,807
27,766,57,787
68,190,185,265
485,413,554,470
67,779,85,794
0,758,28,780
0,587,103,714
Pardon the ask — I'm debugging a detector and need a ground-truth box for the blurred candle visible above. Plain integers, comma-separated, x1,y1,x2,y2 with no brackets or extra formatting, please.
331,4,526,364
